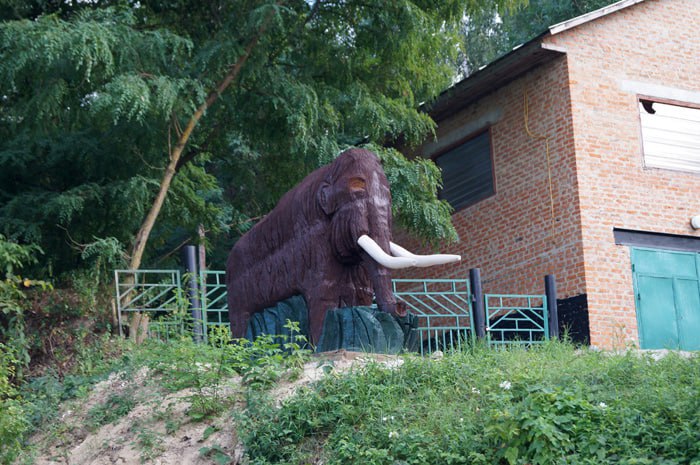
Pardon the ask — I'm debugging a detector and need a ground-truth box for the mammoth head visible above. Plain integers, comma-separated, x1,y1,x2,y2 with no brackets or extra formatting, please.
317,149,392,264
316,148,460,269
314,148,460,318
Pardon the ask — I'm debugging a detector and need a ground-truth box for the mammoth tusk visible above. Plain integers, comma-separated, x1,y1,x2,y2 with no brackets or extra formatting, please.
357,235,417,269
390,242,461,267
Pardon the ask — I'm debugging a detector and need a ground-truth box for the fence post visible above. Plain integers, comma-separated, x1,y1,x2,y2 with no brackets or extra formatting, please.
198,225,208,343
114,270,124,338
183,245,204,343
545,274,559,339
469,268,486,340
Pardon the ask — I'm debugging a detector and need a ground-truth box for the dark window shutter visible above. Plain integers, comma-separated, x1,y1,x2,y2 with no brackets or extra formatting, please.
435,131,494,211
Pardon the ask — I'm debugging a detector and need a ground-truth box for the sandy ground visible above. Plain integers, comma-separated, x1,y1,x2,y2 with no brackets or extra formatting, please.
24,351,403,465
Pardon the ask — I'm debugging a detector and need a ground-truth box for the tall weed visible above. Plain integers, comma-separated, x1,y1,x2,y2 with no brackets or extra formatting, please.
0,343,30,464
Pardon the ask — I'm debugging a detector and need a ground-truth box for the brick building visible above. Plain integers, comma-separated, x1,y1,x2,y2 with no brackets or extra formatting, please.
396,0,700,350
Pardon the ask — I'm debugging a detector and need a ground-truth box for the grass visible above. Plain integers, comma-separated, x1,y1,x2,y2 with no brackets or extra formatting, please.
239,341,700,465
10,328,700,465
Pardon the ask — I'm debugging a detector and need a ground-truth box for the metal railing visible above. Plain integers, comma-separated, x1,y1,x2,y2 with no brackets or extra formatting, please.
484,294,549,346
200,270,229,329
115,268,556,353
392,279,473,355
114,269,185,338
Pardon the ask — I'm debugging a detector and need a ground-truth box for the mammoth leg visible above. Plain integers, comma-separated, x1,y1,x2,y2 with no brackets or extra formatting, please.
304,293,338,345
228,300,252,339
227,280,254,339
229,308,250,339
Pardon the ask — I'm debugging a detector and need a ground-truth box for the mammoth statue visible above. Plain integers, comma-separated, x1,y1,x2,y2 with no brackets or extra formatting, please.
226,148,460,344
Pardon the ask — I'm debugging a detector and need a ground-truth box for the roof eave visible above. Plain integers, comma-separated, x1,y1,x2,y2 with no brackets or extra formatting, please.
423,0,649,122
549,0,646,35
424,35,564,120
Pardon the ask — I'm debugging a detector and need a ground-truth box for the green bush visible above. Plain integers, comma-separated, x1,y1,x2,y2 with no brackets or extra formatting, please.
240,342,700,465
0,235,48,380
0,236,46,463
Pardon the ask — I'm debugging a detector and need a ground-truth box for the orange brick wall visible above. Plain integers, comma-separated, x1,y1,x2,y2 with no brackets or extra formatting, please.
395,0,700,349
395,57,586,310
544,0,700,348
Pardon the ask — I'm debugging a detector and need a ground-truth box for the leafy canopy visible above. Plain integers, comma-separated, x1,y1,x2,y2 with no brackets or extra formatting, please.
1,0,523,273
458,0,617,76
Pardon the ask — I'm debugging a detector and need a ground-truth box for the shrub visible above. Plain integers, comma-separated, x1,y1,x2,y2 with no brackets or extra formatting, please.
0,235,48,381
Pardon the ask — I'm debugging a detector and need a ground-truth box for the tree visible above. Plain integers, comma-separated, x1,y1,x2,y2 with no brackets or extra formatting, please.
1,0,526,278
1,3,214,268
458,0,617,76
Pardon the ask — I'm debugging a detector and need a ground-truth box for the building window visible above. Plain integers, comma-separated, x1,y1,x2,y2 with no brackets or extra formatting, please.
639,99,700,173
434,130,494,211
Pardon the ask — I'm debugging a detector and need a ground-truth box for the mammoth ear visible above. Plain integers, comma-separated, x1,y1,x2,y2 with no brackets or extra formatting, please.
317,182,336,215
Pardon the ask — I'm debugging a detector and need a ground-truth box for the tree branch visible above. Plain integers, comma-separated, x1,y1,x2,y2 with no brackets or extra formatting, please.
129,3,281,270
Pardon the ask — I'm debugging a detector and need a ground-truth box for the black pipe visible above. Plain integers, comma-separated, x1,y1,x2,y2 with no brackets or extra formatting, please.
545,274,559,340
470,268,486,340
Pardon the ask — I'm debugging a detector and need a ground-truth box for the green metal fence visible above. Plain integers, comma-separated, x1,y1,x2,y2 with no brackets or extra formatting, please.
392,279,473,355
199,270,228,324
198,270,229,342
115,269,552,352
114,269,186,339
484,293,549,346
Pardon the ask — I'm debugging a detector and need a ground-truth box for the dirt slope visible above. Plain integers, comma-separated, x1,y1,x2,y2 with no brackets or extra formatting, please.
26,351,403,465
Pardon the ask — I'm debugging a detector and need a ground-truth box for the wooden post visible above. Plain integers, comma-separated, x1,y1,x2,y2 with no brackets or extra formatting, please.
198,224,206,272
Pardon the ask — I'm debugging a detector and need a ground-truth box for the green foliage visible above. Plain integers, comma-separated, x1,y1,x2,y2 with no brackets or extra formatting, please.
458,0,617,75
374,146,458,245
0,235,42,276
10,331,699,464
134,320,311,424
240,343,700,465
0,343,31,465
78,236,127,286
1,332,126,463
0,6,217,274
0,235,50,382
484,384,600,464
86,386,137,430
20,335,129,425
134,424,166,462
210,319,311,390
200,444,233,465
1,0,523,274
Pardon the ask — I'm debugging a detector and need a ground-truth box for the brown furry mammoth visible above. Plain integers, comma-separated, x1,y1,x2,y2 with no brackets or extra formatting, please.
226,148,460,344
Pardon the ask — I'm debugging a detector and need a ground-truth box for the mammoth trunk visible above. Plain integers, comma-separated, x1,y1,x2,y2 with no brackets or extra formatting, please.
330,201,368,263
363,250,404,317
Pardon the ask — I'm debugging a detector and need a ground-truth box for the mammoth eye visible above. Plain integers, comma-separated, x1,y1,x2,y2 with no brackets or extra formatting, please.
348,177,366,192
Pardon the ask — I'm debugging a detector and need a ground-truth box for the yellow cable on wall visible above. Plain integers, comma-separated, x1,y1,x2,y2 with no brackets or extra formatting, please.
524,91,556,235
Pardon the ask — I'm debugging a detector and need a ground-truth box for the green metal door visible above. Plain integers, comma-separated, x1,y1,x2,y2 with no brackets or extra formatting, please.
632,248,700,350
